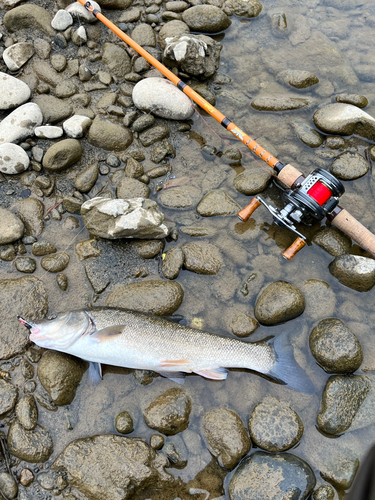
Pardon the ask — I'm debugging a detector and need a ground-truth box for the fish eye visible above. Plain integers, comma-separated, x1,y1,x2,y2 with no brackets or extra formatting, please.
47,313,58,320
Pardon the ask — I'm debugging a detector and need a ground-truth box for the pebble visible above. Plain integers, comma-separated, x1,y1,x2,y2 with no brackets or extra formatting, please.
301,279,336,321
197,190,241,216
336,93,368,108
0,72,31,110
0,472,18,500
0,245,16,261
63,115,92,138
254,281,305,325
312,227,352,256
106,280,184,315
15,394,38,430
158,187,196,209
33,94,72,123
74,164,99,192
125,157,144,178
7,421,54,463
115,411,134,434
146,165,172,179
182,5,231,32
3,42,34,71
133,78,194,121
66,1,101,22
119,7,142,23
312,485,335,500
248,397,304,452
38,350,87,405
34,125,64,139
51,9,73,30
0,208,24,244
330,152,369,180
233,168,272,195
88,115,133,151
251,95,309,111
317,375,370,435
102,42,131,78
12,197,45,237
32,241,57,256
313,103,375,141
202,407,251,469
19,469,34,487
139,124,169,147
131,23,157,47
0,103,43,145
57,273,68,291
43,139,82,172
158,20,190,50
150,434,165,450
41,252,70,273
329,255,375,292
134,240,164,259
229,452,316,500
276,69,319,89
292,122,324,148
230,313,259,337
182,242,222,275
143,388,191,435
15,257,36,273
162,247,184,280
0,379,18,416
320,457,359,490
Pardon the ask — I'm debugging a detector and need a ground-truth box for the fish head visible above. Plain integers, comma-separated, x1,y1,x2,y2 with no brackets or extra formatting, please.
18,310,93,350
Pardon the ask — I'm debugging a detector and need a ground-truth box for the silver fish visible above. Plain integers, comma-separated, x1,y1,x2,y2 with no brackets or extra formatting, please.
18,307,314,393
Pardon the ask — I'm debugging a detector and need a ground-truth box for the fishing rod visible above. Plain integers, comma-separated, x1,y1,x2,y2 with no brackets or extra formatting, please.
76,0,375,260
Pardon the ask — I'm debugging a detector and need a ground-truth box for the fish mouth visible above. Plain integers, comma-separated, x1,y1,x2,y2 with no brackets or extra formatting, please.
17,316,41,339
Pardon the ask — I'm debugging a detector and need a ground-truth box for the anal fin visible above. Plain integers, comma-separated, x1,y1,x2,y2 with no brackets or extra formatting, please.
157,371,186,384
88,362,103,385
194,367,228,380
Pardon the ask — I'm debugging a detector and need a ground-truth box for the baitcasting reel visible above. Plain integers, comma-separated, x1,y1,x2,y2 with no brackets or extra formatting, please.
238,168,345,260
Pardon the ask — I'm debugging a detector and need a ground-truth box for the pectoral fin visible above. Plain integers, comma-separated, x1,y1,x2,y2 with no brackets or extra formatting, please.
194,368,228,380
157,371,186,384
90,325,124,343
88,362,103,385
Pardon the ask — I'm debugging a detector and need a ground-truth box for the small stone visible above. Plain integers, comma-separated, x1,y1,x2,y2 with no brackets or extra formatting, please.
277,69,319,89
139,124,169,147
134,240,164,259
293,122,324,148
0,245,16,261
75,239,101,261
224,0,262,17
57,273,68,291
34,125,64,139
132,115,156,133
197,190,240,216
125,157,144,178
230,313,259,337
66,1,101,22
251,95,309,111
15,257,36,274
162,247,184,280
182,242,222,275
336,93,368,108
182,5,231,32
146,165,172,179
32,241,57,256
19,469,34,487
131,23,157,47
0,380,18,416
312,227,352,257
115,411,134,434
320,457,359,491
248,397,304,452
63,196,83,214
330,152,368,180
150,434,165,450
254,281,305,325
233,168,271,195
329,255,375,292
88,115,133,151
43,139,82,172
0,472,18,500
143,388,191,435
11,198,44,237
3,42,34,71
63,115,92,138
51,10,73,30
163,438,187,468
0,208,24,244
41,252,70,273
74,164,99,192
7,421,53,463
21,358,34,379
15,395,38,430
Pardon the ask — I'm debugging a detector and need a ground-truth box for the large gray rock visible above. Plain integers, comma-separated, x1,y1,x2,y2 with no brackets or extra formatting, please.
52,435,172,500
0,276,48,359
0,103,42,145
201,408,251,469
143,388,191,435
182,5,231,33
37,350,87,406
163,35,222,79
88,116,133,151
3,4,56,36
106,280,184,315
0,73,31,110
133,78,194,120
317,375,370,435
314,103,375,141
254,281,305,325
7,421,53,463
329,255,375,292
309,318,363,374
229,451,316,500
42,139,82,172
0,208,24,244
248,397,304,452
81,197,169,239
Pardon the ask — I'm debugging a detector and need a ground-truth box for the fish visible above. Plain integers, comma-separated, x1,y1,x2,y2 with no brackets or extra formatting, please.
18,307,314,393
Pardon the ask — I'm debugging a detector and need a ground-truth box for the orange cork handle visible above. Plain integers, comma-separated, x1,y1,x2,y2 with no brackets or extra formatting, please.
238,198,261,222
331,208,375,257
282,237,306,260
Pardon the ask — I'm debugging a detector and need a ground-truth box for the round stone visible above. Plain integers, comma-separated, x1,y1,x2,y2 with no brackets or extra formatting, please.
329,255,375,292
88,116,133,151
233,168,272,195
150,434,165,450
0,208,24,244
330,152,368,180
41,252,70,273
116,177,150,199
43,139,82,172
115,411,134,434
15,257,36,274
0,72,31,110
74,164,99,193
254,281,305,325
57,273,68,291
0,380,18,416
312,227,352,256
162,247,184,280
312,485,335,500
7,421,53,463
15,395,38,430
248,397,304,452
143,388,191,435
309,318,363,374
230,313,259,337
181,242,222,275
182,5,231,33
31,241,57,256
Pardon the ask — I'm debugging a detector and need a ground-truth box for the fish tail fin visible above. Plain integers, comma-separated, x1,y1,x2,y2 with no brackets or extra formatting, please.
266,332,315,394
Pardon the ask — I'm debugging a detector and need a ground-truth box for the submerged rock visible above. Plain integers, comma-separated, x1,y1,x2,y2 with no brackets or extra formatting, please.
224,0,262,17
11,198,44,237
312,485,335,500
248,397,304,452
106,280,184,315
115,411,134,434
201,408,251,470
321,457,359,491
233,168,272,195
229,451,316,500
52,435,172,500
254,281,305,325
277,69,319,88
251,95,309,111
329,255,375,292
181,242,222,275
330,152,368,180
41,252,70,273
37,350,87,405
143,388,191,435
292,122,324,148
182,5,231,33
81,197,169,239
312,227,351,257
197,190,240,216
336,93,368,108
162,247,184,280
309,318,363,374
8,421,53,463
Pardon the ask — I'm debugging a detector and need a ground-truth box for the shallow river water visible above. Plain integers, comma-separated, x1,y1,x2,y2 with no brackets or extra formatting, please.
1,0,375,498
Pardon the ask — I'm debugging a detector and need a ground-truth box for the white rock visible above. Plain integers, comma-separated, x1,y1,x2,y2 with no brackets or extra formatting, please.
132,77,194,120
76,26,87,41
63,115,92,138
0,73,31,110
0,103,43,145
2,0,23,7
2,42,35,72
51,10,73,30
0,143,30,175
81,197,170,239
66,1,101,22
34,126,64,139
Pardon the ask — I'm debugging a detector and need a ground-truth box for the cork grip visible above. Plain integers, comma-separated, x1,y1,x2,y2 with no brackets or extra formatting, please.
331,209,375,257
277,164,303,188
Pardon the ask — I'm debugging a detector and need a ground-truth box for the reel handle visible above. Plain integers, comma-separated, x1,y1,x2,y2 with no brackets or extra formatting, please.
238,198,261,222
329,208,375,257
282,237,306,260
